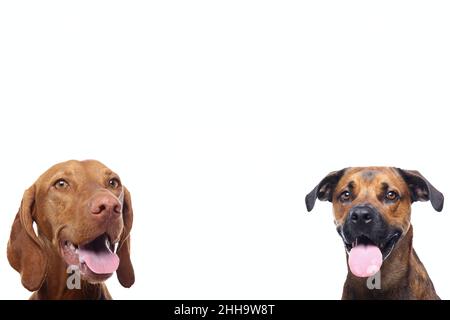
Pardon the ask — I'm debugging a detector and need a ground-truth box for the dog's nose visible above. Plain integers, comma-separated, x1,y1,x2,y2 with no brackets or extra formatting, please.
349,205,376,225
90,194,121,217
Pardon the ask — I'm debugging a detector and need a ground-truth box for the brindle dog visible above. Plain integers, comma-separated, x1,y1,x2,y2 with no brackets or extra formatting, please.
306,167,444,299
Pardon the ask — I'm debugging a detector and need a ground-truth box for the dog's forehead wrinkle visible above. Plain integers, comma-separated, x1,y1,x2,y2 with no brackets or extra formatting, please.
361,170,378,181
51,169,76,180
43,160,88,179
70,164,113,185
84,162,114,178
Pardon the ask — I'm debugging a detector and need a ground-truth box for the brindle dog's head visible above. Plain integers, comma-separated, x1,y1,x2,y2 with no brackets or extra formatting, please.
305,167,444,260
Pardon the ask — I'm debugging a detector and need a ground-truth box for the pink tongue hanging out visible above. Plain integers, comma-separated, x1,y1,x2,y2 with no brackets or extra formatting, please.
348,244,382,277
78,235,120,274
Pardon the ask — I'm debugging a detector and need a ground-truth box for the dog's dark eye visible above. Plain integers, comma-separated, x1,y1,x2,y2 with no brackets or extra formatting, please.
54,179,69,190
108,178,121,189
385,191,399,202
339,191,351,202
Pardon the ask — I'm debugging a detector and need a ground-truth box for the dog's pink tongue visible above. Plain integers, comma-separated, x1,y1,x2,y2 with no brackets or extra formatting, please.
348,244,382,277
79,239,120,274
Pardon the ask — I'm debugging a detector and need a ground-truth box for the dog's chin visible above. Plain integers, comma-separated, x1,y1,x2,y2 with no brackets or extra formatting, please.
60,233,119,284
342,232,402,261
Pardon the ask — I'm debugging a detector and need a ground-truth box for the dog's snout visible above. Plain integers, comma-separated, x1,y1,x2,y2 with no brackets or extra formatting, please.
342,204,389,246
348,205,378,227
350,206,375,224
90,194,121,217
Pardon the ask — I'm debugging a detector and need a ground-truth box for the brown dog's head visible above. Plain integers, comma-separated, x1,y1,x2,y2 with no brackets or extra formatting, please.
305,167,444,262
7,160,135,292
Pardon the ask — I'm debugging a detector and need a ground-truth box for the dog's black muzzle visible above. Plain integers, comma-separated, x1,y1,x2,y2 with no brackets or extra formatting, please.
338,204,402,259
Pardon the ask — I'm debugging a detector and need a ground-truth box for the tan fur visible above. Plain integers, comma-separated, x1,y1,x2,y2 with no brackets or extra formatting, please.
307,167,443,299
7,160,135,299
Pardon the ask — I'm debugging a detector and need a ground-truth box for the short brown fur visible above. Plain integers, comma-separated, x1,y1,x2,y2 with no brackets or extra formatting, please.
307,167,444,300
7,160,135,300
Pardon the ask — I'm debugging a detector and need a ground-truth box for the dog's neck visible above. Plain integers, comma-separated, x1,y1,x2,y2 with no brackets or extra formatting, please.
342,226,439,300
31,238,110,300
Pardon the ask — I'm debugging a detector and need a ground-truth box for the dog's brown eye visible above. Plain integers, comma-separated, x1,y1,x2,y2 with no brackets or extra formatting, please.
54,179,69,189
386,191,399,201
108,178,120,189
340,191,351,202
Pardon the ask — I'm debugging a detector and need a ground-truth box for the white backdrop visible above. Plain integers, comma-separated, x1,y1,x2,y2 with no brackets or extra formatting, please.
0,1,449,300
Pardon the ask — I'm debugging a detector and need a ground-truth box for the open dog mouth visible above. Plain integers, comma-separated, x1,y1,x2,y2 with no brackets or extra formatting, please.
344,233,401,259
342,232,401,278
60,233,120,282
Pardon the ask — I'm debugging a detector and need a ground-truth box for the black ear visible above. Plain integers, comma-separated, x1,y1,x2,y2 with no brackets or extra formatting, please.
396,168,444,212
305,169,347,212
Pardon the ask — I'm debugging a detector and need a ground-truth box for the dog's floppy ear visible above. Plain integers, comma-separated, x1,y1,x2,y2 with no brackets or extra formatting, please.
305,168,347,212
396,168,444,212
7,185,48,291
116,186,135,287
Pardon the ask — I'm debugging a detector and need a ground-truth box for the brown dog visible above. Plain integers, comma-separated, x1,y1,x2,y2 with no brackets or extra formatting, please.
306,167,444,299
7,160,134,299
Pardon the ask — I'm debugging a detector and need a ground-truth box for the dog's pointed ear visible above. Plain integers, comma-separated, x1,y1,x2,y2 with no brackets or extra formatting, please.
7,185,48,291
305,169,347,212
116,186,135,288
396,168,444,212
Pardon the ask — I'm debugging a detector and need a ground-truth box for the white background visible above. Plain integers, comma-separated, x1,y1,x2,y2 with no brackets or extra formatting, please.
0,1,449,300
